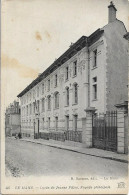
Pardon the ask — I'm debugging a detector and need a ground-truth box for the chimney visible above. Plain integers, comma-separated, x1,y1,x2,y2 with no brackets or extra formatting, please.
108,1,117,23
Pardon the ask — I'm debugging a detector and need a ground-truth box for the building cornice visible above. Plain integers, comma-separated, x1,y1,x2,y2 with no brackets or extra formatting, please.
17,29,104,98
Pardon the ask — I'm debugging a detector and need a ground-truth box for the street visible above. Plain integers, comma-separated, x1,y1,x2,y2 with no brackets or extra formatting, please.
5,138,128,177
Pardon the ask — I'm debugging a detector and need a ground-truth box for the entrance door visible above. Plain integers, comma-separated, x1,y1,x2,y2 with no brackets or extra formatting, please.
92,111,117,152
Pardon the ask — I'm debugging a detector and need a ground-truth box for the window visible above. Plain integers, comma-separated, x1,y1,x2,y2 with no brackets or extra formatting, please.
42,83,44,94
66,66,69,80
48,79,50,91
73,83,78,104
93,77,97,82
73,60,77,76
65,115,69,130
30,92,31,101
93,49,97,68
33,102,35,114
55,117,58,130
27,105,28,115
48,95,51,110
33,90,35,99
36,100,40,112
55,92,59,108
55,74,58,87
93,77,97,100
42,98,45,112
48,117,50,129
42,118,44,130
35,100,39,113
37,86,39,97
66,87,69,106
30,104,32,114
37,100,40,112
73,115,78,131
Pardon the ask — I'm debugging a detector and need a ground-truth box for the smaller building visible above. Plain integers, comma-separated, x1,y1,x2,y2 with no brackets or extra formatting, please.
5,100,21,136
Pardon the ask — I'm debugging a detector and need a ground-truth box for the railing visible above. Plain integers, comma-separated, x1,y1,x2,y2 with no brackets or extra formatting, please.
49,132,65,141
65,130,82,142
35,130,82,143
39,132,49,140
22,133,30,137
92,111,117,151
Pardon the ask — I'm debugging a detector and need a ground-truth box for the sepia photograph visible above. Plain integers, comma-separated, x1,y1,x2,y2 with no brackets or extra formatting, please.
1,0,129,194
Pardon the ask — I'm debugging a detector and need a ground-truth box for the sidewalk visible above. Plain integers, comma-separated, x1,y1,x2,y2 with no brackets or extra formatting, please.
10,137,128,163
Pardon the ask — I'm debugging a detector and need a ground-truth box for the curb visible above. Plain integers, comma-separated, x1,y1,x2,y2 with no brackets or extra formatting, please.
19,138,128,164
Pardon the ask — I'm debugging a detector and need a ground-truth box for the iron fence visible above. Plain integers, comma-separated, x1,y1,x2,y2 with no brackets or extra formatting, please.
34,130,82,143
65,130,82,142
92,111,117,151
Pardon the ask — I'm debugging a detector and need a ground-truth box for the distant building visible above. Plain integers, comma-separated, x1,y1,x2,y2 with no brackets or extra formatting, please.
5,100,21,136
17,2,128,139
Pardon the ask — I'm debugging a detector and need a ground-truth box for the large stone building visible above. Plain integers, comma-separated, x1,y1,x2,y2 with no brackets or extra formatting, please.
5,101,21,136
17,2,128,139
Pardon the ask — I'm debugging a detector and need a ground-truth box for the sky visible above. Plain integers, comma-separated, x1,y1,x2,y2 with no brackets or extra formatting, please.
1,0,129,110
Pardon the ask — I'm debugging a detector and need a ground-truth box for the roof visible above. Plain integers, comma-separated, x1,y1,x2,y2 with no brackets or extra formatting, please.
17,28,104,98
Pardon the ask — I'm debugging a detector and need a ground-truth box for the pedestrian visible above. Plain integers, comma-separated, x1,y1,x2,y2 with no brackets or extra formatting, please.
18,132,22,139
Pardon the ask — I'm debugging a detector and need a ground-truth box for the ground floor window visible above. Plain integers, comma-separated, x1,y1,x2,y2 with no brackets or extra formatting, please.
65,115,69,130
42,118,44,130
55,117,58,130
73,115,78,131
48,117,50,129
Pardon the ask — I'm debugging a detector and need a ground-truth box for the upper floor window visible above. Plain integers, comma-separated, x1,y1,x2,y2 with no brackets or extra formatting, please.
48,95,51,110
37,86,39,97
73,83,78,104
33,102,35,114
27,105,28,115
66,66,69,80
33,89,35,99
42,83,44,94
42,98,45,112
55,92,59,109
30,104,32,114
30,92,31,101
92,77,97,100
48,79,50,91
55,74,58,87
93,49,97,68
73,60,77,76
37,100,40,112
66,87,69,106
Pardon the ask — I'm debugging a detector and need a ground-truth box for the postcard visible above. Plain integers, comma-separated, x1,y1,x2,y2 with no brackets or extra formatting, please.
1,0,129,194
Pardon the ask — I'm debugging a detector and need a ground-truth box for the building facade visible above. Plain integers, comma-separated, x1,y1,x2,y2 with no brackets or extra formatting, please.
17,2,128,139
5,101,21,136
